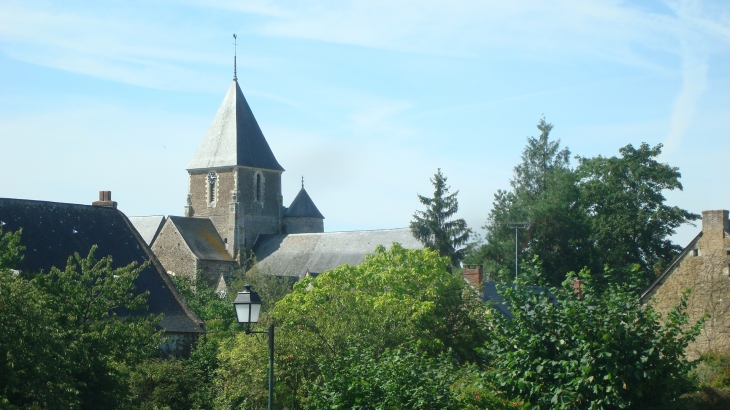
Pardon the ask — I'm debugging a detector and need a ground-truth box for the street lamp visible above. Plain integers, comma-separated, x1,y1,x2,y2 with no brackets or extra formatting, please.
233,284,274,410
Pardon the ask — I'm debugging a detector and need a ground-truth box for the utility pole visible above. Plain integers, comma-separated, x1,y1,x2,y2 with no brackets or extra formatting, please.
504,220,530,280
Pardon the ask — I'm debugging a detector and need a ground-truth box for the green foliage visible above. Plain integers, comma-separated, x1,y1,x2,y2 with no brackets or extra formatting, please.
486,276,704,409
126,358,208,410
469,118,589,285
168,266,294,410
576,142,700,283
216,244,489,408
0,228,162,409
468,119,697,289
410,168,471,268
307,346,457,409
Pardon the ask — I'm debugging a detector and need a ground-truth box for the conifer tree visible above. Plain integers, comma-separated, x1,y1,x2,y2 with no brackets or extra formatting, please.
410,169,470,268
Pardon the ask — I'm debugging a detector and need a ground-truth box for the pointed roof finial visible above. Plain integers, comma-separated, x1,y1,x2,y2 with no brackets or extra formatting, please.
233,33,238,81
301,175,304,189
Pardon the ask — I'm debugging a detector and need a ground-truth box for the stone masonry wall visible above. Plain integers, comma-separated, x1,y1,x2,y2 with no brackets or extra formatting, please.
196,259,236,288
643,210,730,359
151,221,197,281
186,167,283,256
284,217,324,234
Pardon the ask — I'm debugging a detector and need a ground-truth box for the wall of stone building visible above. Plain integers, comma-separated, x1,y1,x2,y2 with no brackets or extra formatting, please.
159,332,200,358
643,210,730,359
186,167,283,256
236,168,283,251
196,259,236,288
283,217,324,234
151,222,198,281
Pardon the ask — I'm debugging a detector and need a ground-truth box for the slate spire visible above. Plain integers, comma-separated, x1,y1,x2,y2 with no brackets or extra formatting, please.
285,186,325,219
186,80,284,171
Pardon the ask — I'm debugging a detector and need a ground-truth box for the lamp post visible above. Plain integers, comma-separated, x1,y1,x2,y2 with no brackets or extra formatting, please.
233,284,274,410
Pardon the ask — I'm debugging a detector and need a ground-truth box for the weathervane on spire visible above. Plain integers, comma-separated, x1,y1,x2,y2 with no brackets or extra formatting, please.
301,175,304,189
233,33,238,81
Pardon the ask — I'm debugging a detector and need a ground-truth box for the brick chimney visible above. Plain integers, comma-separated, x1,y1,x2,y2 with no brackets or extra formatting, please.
702,210,728,240
463,264,483,289
572,278,583,299
92,191,117,209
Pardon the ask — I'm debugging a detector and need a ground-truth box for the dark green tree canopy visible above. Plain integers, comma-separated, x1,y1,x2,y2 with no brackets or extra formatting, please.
410,169,471,268
576,142,700,285
469,119,589,284
467,120,697,289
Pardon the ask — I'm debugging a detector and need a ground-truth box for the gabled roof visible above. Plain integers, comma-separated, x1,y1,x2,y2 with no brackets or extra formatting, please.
482,282,557,319
284,187,324,219
640,232,703,302
0,198,204,334
251,228,423,277
129,215,166,245
186,80,284,171
168,216,234,262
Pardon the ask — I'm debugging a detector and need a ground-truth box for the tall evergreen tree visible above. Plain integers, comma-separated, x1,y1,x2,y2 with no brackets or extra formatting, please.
410,169,470,268
468,118,589,285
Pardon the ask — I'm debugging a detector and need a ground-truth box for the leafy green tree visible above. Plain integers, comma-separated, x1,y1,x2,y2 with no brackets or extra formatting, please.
216,244,489,408
410,169,471,268
0,230,75,408
0,228,162,409
307,347,458,409
576,142,700,286
485,273,704,409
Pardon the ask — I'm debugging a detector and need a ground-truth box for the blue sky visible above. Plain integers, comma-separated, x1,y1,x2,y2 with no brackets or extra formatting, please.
1,0,728,246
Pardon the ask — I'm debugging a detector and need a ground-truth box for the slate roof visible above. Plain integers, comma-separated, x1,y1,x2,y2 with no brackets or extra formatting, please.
0,198,204,334
284,187,324,219
640,232,703,302
186,80,284,171
251,228,423,277
168,216,234,262
482,282,557,319
129,215,166,245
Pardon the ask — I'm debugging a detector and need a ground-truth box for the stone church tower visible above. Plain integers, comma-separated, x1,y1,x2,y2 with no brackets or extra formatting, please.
184,75,284,262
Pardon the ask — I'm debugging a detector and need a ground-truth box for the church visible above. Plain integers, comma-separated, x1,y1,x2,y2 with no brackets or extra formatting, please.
134,66,423,288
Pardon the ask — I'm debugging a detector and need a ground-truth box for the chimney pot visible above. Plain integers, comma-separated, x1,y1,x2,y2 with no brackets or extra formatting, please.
92,190,117,209
573,279,583,299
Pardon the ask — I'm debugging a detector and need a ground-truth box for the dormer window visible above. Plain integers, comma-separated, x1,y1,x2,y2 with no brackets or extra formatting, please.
207,171,218,205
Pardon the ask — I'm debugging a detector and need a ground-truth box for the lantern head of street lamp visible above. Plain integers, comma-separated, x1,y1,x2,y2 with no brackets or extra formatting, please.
233,284,262,332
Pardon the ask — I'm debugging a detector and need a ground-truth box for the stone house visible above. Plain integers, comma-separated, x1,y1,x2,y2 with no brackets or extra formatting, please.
0,194,205,356
641,210,730,359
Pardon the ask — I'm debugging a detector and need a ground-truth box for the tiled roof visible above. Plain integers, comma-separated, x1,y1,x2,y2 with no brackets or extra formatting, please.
284,187,324,219
0,198,204,334
129,215,166,245
186,80,284,171
168,216,234,262
251,228,423,277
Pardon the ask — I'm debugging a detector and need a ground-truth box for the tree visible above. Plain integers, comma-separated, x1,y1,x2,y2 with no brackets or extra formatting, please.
0,228,162,409
410,169,471,268
468,118,589,285
576,142,700,286
485,273,704,409
215,244,490,408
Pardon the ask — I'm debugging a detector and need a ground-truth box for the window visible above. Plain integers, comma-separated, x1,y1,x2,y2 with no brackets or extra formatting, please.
253,172,265,202
207,171,218,204
692,248,700,257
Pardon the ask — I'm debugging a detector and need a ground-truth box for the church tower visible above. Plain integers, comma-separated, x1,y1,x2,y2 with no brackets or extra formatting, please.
184,70,284,262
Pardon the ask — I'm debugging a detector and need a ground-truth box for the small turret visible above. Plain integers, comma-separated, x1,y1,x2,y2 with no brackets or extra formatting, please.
283,178,324,234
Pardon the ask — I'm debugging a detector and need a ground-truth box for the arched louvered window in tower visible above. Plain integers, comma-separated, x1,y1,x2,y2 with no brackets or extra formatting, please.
207,171,218,205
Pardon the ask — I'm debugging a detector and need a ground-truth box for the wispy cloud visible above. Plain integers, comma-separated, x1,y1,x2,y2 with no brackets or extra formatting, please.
662,0,714,153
